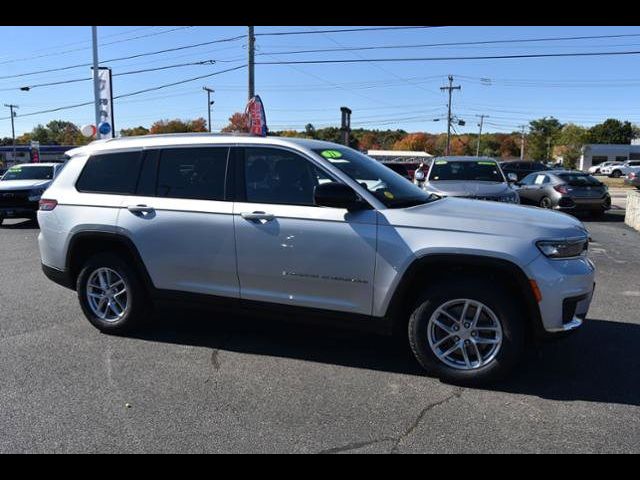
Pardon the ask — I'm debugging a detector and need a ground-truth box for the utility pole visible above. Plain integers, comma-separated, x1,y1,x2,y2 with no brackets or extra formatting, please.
4,104,18,163
91,26,101,130
203,87,215,132
519,125,527,160
248,26,255,100
340,107,352,146
440,75,461,156
546,136,552,161
476,114,488,157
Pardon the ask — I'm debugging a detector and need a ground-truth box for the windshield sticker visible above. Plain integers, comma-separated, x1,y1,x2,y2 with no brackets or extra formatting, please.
435,161,447,165
320,150,343,159
477,161,496,166
8,166,21,172
384,191,395,199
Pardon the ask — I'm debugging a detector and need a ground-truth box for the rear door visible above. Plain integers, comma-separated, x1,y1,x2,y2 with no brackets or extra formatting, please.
116,146,239,298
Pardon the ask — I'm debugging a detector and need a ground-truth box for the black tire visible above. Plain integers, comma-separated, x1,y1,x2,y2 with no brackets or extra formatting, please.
539,196,553,209
408,278,526,386
76,252,149,334
0,215,4,226
611,170,622,178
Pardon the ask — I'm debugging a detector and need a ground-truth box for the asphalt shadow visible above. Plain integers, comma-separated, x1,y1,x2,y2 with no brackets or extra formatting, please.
129,310,640,407
0,219,38,229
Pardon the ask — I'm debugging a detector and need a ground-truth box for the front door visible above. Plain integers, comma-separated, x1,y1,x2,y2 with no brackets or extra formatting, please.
232,146,377,315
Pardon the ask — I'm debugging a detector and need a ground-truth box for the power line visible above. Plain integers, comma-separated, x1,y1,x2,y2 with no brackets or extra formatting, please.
0,34,245,81
256,49,640,65
255,26,444,36
8,60,216,92
0,26,194,66
257,31,640,56
0,64,246,121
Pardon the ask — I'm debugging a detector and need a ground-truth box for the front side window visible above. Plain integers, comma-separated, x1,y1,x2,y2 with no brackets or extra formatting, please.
244,148,331,206
1,165,54,181
156,148,228,201
76,151,142,194
429,159,505,183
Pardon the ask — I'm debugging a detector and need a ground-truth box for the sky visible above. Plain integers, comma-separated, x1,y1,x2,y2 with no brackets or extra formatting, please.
1,25,640,139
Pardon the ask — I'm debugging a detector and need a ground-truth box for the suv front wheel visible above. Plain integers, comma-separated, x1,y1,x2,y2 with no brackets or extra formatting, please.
77,253,149,333
408,278,525,385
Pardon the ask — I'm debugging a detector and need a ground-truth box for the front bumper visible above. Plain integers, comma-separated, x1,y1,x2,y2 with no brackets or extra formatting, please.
525,254,596,333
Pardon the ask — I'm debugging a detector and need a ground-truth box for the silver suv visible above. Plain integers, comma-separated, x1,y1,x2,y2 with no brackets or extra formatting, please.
38,134,596,385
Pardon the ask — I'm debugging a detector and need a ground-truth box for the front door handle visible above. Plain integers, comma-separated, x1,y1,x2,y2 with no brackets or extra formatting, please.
127,204,155,214
241,211,275,222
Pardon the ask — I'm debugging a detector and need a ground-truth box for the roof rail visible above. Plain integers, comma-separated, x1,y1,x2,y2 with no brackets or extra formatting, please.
103,132,259,142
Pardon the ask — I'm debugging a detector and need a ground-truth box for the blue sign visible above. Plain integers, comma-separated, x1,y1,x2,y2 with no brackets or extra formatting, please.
98,122,112,135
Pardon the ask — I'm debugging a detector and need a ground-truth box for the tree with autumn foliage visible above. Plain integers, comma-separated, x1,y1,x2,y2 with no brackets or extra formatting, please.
149,118,208,134
221,112,249,133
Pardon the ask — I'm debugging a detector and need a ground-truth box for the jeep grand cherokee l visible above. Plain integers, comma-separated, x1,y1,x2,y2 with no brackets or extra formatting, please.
37,134,595,385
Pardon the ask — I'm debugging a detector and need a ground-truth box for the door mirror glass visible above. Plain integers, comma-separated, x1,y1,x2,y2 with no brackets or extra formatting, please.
507,172,518,183
314,182,366,210
414,170,426,182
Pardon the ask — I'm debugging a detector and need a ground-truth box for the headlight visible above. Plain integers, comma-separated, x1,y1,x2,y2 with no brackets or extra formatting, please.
28,188,46,201
536,238,588,259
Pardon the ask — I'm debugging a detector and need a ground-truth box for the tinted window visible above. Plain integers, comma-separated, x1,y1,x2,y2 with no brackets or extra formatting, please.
77,151,142,194
531,163,548,171
244,148,332,206
519,173,536,185
1,165,54,181
557,173,601,186
156,148,228,201
429,160,505,182
135,150,159,197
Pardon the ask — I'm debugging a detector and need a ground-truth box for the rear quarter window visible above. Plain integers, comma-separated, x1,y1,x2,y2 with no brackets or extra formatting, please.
76,151,143,194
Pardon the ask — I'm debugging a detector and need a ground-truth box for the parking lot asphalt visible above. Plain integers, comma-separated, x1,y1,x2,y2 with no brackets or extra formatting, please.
0,209,639,453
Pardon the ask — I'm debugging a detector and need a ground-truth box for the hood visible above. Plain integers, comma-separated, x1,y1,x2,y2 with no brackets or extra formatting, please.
0,179,51,191
381,196,587,241
424,181,513,197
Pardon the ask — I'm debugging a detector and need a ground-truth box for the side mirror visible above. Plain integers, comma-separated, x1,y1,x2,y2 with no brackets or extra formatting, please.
414,170,426,182
314,182,367,210
507,172,518,183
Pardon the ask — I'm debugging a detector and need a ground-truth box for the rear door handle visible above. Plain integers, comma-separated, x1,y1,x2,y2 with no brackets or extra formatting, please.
241,211,275,222
127,205,155,214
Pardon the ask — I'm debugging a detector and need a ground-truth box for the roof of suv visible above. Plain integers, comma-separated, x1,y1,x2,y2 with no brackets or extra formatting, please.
65,133,347,157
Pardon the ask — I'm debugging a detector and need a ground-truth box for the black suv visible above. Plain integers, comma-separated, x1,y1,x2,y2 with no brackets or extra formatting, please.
500,161,549,181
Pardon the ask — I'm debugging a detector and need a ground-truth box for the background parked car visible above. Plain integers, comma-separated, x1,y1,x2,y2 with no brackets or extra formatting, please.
600,160,640,178
588,161,623,175
423,156,520,203
515,170,611,216
624,167,640,189
0,163,65,224
499,160,549,181
0,168,7,178
382,162,420,181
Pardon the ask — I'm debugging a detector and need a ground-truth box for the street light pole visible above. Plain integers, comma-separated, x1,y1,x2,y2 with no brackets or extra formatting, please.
203,87,215,132
91,26,101,130
248,26,255,100
476,114,488,157
4,104,18,163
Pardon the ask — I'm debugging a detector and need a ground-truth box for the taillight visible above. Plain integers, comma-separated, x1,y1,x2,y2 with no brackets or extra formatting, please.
630,172,637,180
39,199,58,211
554,185,570,194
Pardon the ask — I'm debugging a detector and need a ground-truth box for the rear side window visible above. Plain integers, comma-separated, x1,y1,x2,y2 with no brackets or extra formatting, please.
76,151,143,194
156,147,229,201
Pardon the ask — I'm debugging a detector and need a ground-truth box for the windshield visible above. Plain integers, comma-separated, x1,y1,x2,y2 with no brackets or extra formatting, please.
311,148,435,208
557,173,602,186
1,165,53,181
429,159,505,182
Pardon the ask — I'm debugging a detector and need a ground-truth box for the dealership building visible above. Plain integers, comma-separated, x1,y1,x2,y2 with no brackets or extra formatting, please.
578,143,640,171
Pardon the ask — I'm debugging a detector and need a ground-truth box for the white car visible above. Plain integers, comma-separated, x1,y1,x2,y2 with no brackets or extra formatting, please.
37,134,595,385
600,160,640,178
588,161,622,175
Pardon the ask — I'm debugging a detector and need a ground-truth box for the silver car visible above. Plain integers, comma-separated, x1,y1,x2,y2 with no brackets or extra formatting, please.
37,134,595,385
421,156,520,204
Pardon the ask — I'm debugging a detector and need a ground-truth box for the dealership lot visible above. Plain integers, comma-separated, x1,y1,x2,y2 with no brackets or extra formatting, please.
0,208,638,453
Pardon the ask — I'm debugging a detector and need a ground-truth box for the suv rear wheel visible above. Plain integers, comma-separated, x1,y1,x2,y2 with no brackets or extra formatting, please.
408,278,525,385
611,170,622,178
76,253,149,333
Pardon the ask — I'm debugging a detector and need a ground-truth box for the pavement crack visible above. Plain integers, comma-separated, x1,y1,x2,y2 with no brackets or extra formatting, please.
318,387,464,454
390,387,464,454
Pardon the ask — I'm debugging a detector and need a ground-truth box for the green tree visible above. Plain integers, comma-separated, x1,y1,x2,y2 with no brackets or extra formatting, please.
587,118,635,144
150,118,208,134
221,112,249,133
528,117,564,161
556,123,588,168
120,126,150,137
